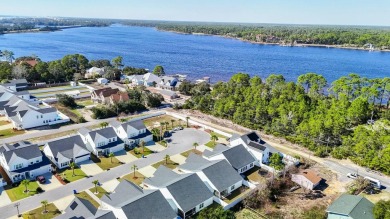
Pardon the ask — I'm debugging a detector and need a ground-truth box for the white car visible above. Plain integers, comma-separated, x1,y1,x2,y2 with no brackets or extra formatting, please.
347,173,358,179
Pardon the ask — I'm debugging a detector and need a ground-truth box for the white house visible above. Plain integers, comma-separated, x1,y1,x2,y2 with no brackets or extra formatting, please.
100,180,178,219
55,196,115,219
78,127,125,156
203,144,257,174
291,169,322,190
158,76,179,90
43,135,90,169
97,78,109,85
1,79,28,91
85,67,105,78
143,166,214,218
230,131,272,164
179,153,244,200
0,142,51,182
109,120,153,147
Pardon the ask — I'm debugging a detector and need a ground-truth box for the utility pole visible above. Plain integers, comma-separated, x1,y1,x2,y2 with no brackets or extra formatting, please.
14,202,20,217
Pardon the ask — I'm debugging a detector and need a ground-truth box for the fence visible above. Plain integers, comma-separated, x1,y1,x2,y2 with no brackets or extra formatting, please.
22,82,70,91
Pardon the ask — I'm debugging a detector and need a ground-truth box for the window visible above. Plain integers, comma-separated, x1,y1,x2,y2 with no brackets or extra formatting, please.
109,139,111,143
14,163,23,170
41,115,43,118
36,160,39,163
30,162,33,165
199,203,204,209
36,115,39,119
250,163,253,167
231,185,235,190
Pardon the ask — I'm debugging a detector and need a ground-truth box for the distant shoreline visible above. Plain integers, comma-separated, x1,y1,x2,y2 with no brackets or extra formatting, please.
0,25,86,35
158,28,390,52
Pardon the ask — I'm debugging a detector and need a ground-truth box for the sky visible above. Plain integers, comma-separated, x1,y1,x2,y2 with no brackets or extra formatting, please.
1,0,390,26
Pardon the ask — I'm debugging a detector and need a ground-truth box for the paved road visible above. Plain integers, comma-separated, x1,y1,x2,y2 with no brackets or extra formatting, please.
0,111,164,145
0,128,209,219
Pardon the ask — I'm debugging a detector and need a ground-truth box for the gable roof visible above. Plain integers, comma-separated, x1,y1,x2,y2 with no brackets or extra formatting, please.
110,92,129,103
143,165,184,187
88,127,118,140
56,197,114,219
0,142,42,163
179,153,212,171
222,145,256,170
167,174,213,212
295,169,322,185
126,120,147,131
202,143,229,158
46,135,89,160
327,194,374,219
101,180,149,207
202,159,243,192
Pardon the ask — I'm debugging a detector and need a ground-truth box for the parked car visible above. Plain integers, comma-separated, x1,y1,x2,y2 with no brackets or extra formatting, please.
163,131,171,138
347,173,358,179
36,175,46,184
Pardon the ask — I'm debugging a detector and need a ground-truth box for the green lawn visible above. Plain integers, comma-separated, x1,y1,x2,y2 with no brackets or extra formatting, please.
58,167,87,183
5,181,41,202
205,141,218,148
128,147,153,158
224,186,250,204
75,191,100,208
70,109,83,117
76,99,94,107
0,128,26,139
181,149,202,158
91,154,122,170
152,159,179,169
120,171,145,185
22,203,61,219
143,115,179,129
89,186,108,199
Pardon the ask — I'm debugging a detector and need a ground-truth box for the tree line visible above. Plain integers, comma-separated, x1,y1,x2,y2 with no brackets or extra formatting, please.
122,21,390,49
181,73,390,174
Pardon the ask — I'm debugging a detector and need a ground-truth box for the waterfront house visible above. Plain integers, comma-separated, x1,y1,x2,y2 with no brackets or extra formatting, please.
43,135,90,169
291,169,322,190
142,73,161,86
326,194,374,219
179,153,244,199
78,127,124,156
55,197,115,219
109,119,153,147
101,180,178,219
0,142,51,182
85,67,105,79
158,76,179,90
143,166,214,218
203,144,257,174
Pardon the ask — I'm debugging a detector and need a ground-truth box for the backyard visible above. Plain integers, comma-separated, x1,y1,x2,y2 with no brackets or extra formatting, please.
22,203,61,219
5,181,41,202
91,154,122,170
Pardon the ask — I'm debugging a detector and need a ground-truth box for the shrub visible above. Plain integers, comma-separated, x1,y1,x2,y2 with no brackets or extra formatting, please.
56,94,77,109
36,187,43,193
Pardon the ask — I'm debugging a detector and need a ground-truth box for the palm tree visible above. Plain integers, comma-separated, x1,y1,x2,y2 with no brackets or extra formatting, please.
159,122,165,141
100,122,109,129
69,162,77,177
211,133,219,146
92,180,99,194
171,119,175,129
41,200,48,214
21,179,30,193
139,140,145,153
178,119,182,126
151,128,160,141
186,116,190,128
131,164,138,178
165,154,170,165
165,121,169,131
193,142,199,150
108,152,115,163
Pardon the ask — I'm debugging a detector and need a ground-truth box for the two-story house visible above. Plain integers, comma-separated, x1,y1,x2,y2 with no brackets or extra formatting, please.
142,166,213,219
109,92,129,105
101,180,177,219
109,120,153,147
2,79,28,91
78,127,124,156
90,87,119,104
179,153,244,200
203,144,257,174
0,142,51,182
43,135,90,169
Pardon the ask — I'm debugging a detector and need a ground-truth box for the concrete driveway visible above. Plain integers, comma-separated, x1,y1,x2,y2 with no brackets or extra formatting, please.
0,187,11,208
138,166,157,178
79,160,104,176
53,195,75,212
101,179,120,193
146,142,166,152
38,173,63,192
170,154,187,165
115,151,138,164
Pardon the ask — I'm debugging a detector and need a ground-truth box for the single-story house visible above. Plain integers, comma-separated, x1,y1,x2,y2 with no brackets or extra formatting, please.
291,169,322,190
43,135,90,169
55,196,115,219
101,180,178,219
326,194,374,219
143,166,214,218
203,144,257,174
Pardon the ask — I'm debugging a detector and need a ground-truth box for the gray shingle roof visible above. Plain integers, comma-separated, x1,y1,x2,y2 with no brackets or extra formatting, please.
0,142,42,164
101,180,151,207
179,153,212,171
222,145,256,170
167,174,213,212
45,135,89,160
89,127,117,140
202,160,243,192
327,194,374,219
202,143,229,158
143,165,185,187
126,120,146,130
56,196,115,219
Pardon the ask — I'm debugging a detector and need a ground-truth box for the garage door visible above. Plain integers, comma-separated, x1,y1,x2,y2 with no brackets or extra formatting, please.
75,154,90,163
